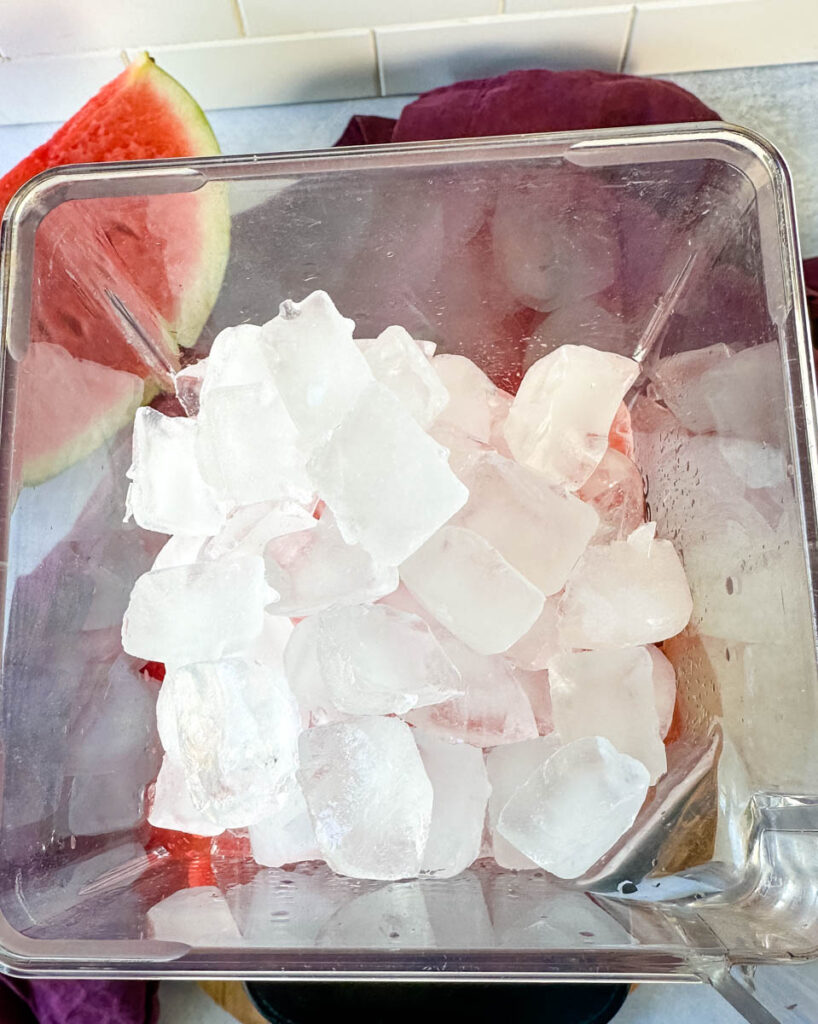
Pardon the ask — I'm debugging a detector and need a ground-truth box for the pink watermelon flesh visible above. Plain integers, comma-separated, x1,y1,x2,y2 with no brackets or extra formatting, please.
16,342,144,487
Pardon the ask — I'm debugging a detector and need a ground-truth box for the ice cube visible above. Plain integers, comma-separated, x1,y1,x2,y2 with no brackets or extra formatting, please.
283,616,348,728
199,323,272,399
452,451,598,595
148,753,223,837
486,735,563,869
126,407,225,536
265,510,398,616
299,717,434,880
414,730,490,878
152,534,208,571
491,176,617,313
358,326,449,428
648,644,676,739
578,448,645,544
432,354,507,444
697,342,786,446
401,525,544,655
648,343,733,433
121,556,270,664
203,500,317,562
559,524,693,650
249,779,321,867
164,657,301,828
197,383,313,505
264,290,373,444
497,735,650,879
289,604,462,717
174,358,208,416
147,886,242,944
68,771,147,836
506,598,562,671
503,346,640,490
308,384,468,566
65,656,159,776
406,633,538,747
317,881,435,948
548,648,667,783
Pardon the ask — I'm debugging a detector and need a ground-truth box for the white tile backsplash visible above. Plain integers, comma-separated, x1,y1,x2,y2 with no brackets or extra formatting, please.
239,0,499,36
0,0,242,59
376,9,632,96
127,32,379,112
0,49,125,125
626,0,818,75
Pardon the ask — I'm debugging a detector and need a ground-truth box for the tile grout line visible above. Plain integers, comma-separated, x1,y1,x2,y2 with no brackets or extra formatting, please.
231,0,249,38
371,28,387,97
618,3,637,74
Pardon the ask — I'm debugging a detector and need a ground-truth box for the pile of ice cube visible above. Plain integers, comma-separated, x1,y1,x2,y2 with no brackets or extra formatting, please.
122,290,692,882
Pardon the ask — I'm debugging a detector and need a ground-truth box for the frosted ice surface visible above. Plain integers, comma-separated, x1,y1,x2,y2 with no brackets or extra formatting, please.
264,290,373,444
401,525,544,655
174,358,208,416
497,735,650,879
578,447,645,544
147,886,242,944
148,754,223,837
308,384,468,565
649,343,732,433
203,500,316,561
199,323,271,399
265,510,398,616
249,779,320,867
126,407,225,536
486,735,562,869
433,354,506,444
197,382,313,506
317,881,435,948
406,633,538,747
503,346,640,490
164,657,301,828
415,730,490,878
121,556,270,664
452,451,597,595
152,534,207,571
299,717,433,880
358,326,449,428
559,524,693,650
648,645,676,739
549,648,667,783
283,616,347,728
290,604,461,717
506,597,562,671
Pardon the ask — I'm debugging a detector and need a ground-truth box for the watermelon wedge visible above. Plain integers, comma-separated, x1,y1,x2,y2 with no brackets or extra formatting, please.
0,53,230,483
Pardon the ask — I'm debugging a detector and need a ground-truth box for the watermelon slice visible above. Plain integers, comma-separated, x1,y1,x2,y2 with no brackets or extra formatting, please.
16,343,144,487
1,52,229,382
0,53,229,484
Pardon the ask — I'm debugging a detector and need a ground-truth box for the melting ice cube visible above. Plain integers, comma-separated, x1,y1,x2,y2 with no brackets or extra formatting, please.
358,326,449,428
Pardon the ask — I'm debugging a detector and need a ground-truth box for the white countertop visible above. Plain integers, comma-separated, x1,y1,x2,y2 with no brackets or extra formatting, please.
2,63,813,1024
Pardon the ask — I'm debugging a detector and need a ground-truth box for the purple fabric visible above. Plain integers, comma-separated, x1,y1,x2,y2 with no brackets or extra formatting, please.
0,979,159,1023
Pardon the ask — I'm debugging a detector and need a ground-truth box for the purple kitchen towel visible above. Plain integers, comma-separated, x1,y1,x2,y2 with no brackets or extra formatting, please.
0,978,159,1024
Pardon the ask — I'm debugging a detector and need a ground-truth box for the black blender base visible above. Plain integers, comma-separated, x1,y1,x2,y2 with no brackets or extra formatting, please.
245,981,630,1024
